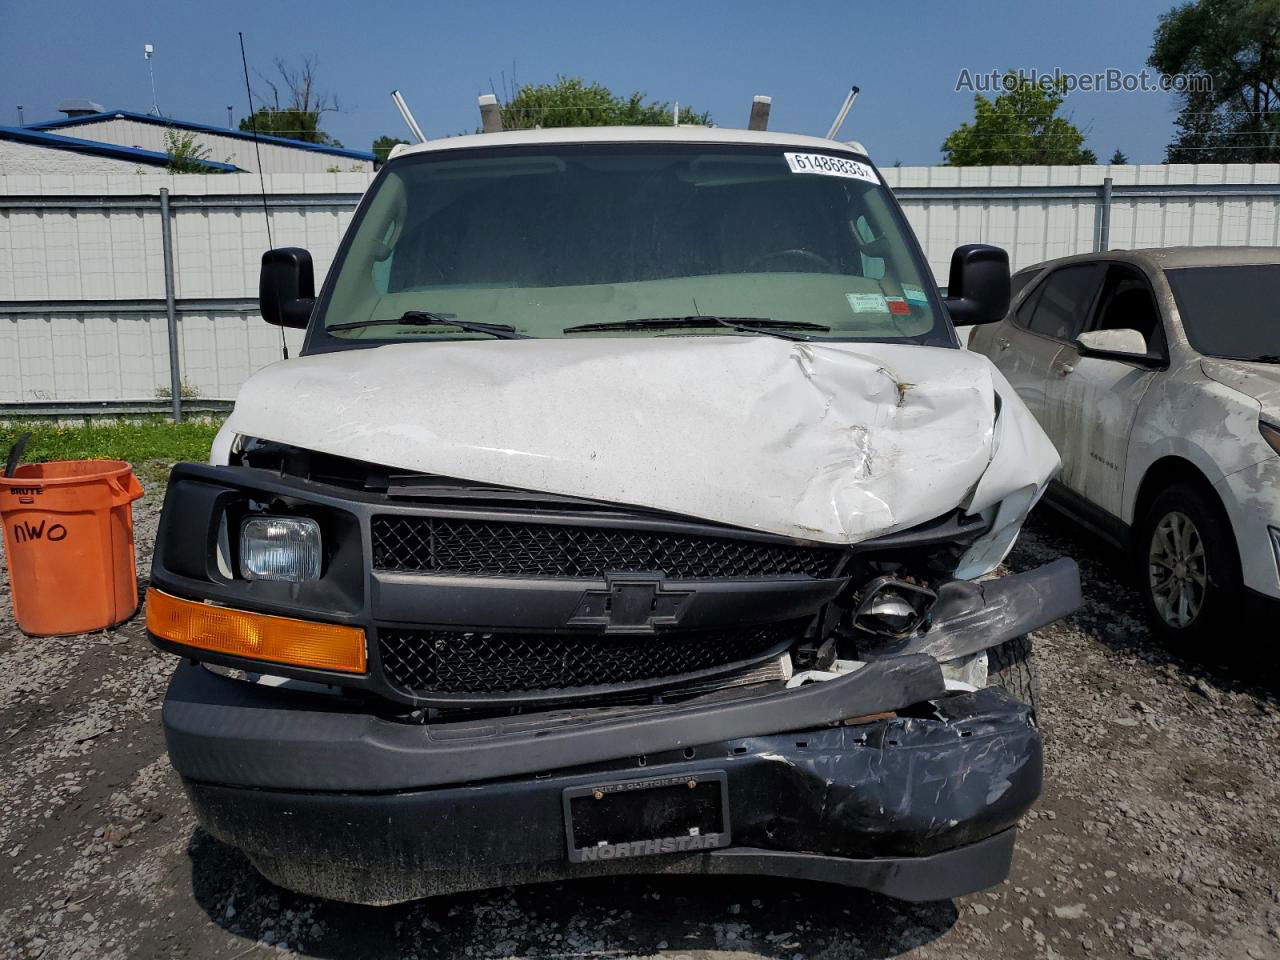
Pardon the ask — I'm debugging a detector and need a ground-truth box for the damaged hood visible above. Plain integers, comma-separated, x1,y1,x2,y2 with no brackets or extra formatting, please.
222,337,1058,547
1201,358,1280,417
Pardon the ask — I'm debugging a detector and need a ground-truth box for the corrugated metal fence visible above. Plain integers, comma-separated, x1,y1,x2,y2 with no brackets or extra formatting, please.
884,163,1280,282
2,163,1278,408
0,172,371,410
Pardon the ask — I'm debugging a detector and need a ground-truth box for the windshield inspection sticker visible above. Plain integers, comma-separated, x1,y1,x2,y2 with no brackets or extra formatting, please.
784,152,879,183
847,292,889,313
902,283,929,304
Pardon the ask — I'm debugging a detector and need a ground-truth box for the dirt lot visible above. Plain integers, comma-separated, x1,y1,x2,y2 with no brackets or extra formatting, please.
1,477,1278,960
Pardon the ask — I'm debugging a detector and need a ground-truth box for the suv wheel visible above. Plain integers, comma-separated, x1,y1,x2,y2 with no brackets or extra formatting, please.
1135,483,1240,644
987,635,1039,718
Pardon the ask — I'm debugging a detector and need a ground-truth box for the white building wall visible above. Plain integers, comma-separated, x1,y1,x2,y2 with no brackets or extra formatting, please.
44,117,374,174
881,162,1280,276
1,164,1278,404
0,171,371,402
0,140,156,176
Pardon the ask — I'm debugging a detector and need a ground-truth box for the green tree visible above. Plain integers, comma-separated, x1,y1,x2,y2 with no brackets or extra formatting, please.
499,77,710,130
1110,148,1130,164
164,128,221,173
240,107,341,145
372,135,410,162
942,72,1097,165
1149,0,1280,162
239,57,342,145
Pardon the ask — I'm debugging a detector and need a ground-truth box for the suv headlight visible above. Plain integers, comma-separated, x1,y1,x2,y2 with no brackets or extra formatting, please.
240,516,322,582
1262,421,1280,457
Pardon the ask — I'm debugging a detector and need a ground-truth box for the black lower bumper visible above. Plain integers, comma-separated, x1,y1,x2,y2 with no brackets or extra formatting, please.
167,663,1041,904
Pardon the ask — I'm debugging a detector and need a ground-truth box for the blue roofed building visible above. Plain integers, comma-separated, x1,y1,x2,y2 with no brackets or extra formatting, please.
0,124,241,174
26,109,375,174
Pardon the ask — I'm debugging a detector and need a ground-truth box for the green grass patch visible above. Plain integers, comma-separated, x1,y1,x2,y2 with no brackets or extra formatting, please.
0,417,223,486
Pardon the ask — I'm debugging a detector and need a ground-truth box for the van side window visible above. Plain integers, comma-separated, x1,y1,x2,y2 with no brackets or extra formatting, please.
1025,264,1105,341
853,216,886,280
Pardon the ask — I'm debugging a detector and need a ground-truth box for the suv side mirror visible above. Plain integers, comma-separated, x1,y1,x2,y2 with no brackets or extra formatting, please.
1075,328,1161,367
944,244,1011,327
260,248,315,329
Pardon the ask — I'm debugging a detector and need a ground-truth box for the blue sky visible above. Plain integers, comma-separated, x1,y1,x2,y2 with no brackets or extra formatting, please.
2,0,1184,164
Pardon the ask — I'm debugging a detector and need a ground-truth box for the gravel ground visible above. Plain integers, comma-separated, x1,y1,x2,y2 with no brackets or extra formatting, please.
1,475,1278,960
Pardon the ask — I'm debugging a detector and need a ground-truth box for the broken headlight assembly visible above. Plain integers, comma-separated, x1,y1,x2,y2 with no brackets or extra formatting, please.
851,577,937,639
239,516,323,582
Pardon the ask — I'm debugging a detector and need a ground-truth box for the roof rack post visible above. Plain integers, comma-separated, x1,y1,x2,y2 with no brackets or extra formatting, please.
825,85,860,140
748,95,772,131
390,90,427,143
478,94,503,133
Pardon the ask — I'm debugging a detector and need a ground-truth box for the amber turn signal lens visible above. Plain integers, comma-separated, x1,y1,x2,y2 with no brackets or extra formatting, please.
146,589,366,674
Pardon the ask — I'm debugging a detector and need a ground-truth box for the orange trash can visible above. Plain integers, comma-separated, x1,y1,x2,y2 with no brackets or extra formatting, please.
0,460,144,637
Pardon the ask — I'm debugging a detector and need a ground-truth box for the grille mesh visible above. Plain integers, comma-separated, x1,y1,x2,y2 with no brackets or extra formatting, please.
378,622,797,695
371,516,841,580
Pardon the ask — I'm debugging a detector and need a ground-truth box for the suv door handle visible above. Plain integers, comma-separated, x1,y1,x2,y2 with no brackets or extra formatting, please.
1054,360,1076,377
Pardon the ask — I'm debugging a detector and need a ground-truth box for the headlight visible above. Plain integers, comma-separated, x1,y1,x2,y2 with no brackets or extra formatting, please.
1262,421,1280,457
239,516,322,582
852,577,937,639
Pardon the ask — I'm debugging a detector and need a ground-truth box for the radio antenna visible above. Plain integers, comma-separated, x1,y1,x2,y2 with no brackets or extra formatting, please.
239,32,288,360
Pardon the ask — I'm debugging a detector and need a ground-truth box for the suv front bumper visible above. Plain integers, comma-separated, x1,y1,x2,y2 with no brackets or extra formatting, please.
165,659,1041,904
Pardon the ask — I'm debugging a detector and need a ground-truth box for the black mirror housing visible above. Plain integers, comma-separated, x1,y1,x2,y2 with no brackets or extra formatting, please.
944,244,1011,327
260,247,316,329
1074,340,1164,369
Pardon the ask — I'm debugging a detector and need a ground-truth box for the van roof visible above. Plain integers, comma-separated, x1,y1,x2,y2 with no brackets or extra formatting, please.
392,125,870,160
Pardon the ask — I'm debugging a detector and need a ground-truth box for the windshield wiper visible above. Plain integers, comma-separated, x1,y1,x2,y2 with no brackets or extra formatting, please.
327,311,527,340
562,315,830,340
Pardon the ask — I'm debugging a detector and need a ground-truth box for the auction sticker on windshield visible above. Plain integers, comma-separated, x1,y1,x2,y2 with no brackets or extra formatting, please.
784,152,879,183
847,292,888,313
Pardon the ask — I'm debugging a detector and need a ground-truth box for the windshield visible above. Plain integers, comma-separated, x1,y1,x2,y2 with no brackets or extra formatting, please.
314,143,949,346
1166,264,1280,362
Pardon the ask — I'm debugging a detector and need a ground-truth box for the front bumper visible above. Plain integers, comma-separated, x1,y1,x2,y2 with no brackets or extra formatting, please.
1213,457,1280,600
166,661,1041,904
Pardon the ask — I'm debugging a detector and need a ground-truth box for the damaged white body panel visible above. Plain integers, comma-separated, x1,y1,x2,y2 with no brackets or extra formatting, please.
218,336,1059,568
970,245,1280,603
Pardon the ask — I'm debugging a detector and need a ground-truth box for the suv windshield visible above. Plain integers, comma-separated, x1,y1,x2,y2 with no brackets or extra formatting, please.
315,143,949,346
1166,264,1280,362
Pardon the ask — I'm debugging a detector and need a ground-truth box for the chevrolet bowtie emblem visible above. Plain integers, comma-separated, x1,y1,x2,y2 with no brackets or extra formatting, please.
568,574,692,635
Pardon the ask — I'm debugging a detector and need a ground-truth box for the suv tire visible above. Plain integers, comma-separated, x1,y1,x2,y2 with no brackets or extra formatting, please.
1135,483,1240,645
988,635,1039,717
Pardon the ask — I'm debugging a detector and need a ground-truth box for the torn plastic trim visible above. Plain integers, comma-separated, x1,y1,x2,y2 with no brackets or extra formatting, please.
177,687,1039,904
195,801,1021,904
162,653,947,793
861,558,1081,665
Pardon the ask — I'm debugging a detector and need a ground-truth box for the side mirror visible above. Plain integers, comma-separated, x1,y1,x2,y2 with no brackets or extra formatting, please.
1075,328,1161,366
259,248,315,329
944,244,1011,327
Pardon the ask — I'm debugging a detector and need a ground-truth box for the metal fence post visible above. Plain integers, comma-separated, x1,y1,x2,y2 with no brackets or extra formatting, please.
159,187,182,422
1097,176,1113,253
